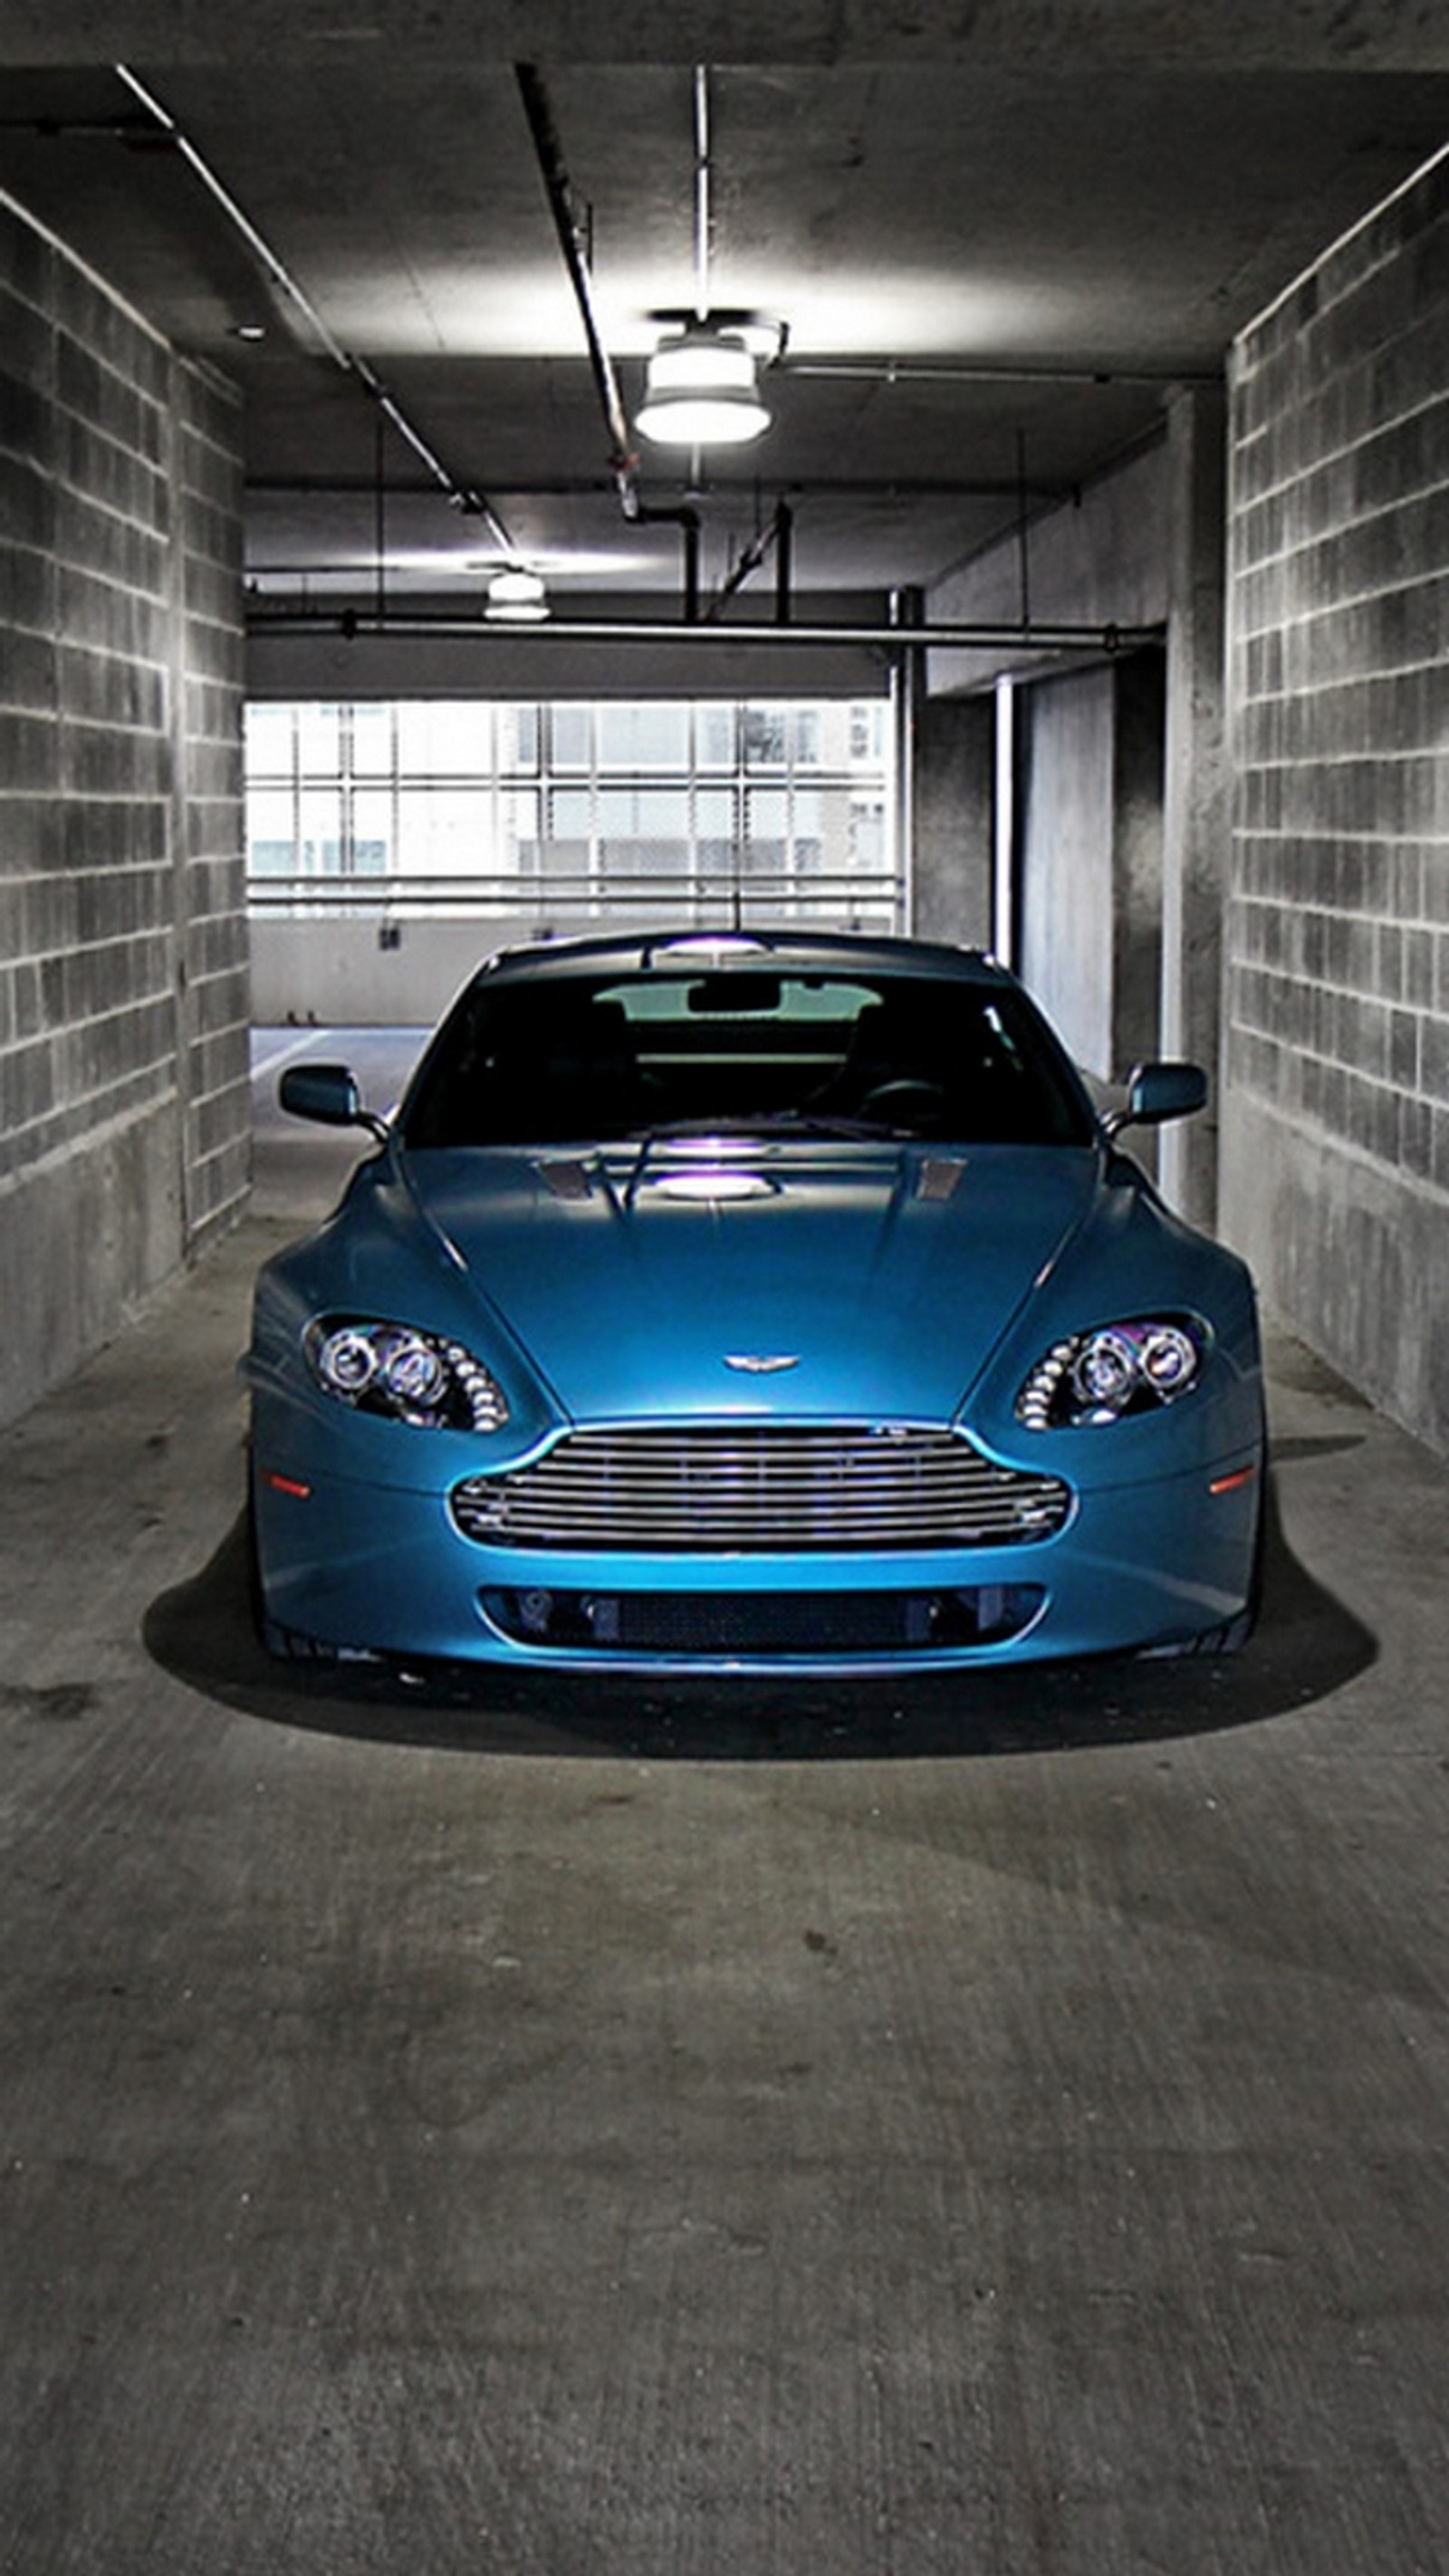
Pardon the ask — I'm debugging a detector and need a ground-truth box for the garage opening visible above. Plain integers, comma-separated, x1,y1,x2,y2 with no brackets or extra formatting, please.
247,694,896,966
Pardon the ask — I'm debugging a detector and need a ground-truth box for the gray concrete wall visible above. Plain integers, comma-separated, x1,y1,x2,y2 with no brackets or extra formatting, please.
0,195,249,1430
1221,146,1449,1455
910,693,995,947
252,916,544,1026
1010,649,1166,1091
1018,664,1118,1074
926,424,1227,1219
925,437,1169,697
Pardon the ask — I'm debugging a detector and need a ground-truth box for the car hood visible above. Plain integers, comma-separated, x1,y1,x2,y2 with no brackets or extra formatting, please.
397,1139,1104,1422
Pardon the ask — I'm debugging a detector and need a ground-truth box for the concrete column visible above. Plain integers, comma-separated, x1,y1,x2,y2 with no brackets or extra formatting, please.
1110,646,1166,1075
909,694,995,948
1158,382,1229,1226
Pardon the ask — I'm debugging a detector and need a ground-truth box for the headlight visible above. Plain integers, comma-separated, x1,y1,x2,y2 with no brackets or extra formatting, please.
303,1317,509,1432
1016,1318,1204,1430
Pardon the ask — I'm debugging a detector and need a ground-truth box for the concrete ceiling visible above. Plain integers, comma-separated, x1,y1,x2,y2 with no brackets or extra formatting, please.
2,3,1447,620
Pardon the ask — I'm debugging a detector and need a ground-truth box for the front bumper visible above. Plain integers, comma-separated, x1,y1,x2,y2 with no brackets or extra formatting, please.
250,1420,1263,1674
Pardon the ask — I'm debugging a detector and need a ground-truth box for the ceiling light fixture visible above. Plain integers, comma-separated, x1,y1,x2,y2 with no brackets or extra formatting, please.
637,322,771,447
485,564,551,622
635,67,776,450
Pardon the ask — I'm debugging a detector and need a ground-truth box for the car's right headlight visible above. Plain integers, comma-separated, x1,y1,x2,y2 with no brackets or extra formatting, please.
1016,1318,1204,1430
303,1316,509,1432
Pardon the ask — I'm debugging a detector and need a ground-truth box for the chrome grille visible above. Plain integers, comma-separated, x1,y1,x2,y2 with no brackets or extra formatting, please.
450,1427,1070,1553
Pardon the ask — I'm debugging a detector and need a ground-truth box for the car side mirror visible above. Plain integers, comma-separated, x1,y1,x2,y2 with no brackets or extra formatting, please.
1103,1061,1208,1136
279,1063,389,1140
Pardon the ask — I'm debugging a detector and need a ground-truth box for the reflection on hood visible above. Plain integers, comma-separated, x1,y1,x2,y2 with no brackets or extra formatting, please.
397,1138,1100,1421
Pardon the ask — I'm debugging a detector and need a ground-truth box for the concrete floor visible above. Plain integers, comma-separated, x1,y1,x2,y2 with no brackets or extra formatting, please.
2,1031,1447,2575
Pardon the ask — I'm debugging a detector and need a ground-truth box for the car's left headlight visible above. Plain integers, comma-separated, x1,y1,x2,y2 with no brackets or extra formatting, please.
303,1316,509,1432
1016,1318,1204,1430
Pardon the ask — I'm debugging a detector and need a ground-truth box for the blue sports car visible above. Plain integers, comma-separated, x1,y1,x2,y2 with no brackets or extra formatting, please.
246,929,1264,1673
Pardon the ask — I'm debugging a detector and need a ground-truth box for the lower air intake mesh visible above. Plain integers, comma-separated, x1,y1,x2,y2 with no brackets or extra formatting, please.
480,1583,1046,1657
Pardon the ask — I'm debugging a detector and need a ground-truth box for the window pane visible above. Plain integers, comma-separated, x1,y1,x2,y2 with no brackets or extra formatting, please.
350,705,393,777
396,702,489,775
351,788,394,876
550,788,592,841
744,706,787,769
504,788,542,872
596,702,690,771
549,706,591,769
245,704,293,780
296,706,341,774
542,785,590,885
297,789,344,874
502,705,540,772
596,787,690,838
744,786,788,874
788,786,823,872
696,705,735,769
595,785,691,881
395,788,491,874
246,787,295,873
792,709,822,767
246,694,895,928
849,794,886,868
849,701,884,763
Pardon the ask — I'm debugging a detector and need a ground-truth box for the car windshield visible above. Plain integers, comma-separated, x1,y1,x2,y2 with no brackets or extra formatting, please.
400,966,1097,1149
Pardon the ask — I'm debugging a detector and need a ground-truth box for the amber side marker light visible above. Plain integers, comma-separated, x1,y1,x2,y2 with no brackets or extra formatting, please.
265,1471,312,1500
1209,1464,1259,1496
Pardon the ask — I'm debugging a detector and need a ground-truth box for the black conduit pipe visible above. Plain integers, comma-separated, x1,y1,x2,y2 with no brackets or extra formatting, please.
708,499,794,624
514,62,635,489
514,62,703,620
775,500,793,625
626,499,702,621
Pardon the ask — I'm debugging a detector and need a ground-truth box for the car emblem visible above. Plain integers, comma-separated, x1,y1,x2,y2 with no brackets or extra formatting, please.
724,1352,801,1374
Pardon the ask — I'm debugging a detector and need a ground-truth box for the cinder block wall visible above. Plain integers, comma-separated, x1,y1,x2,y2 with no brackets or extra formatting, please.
0,196,249,1430
1222,148,1449,1454
170,367,251,1245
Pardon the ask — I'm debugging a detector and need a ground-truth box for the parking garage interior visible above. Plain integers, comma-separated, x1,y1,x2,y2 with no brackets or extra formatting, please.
2,5,1449,2569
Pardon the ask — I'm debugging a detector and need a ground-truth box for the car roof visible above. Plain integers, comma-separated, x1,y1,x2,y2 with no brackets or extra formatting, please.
471,928,1012,989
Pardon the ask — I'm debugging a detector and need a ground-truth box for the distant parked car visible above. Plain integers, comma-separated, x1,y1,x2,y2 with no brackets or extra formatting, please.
245,928,1264,1674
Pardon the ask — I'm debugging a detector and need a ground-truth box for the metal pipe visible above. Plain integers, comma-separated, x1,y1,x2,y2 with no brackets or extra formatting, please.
784,357,1221,389
345,356,514,551
115,64,353,367
514,62,637,487
112,63,517,560
622,499,703,620
1015,427,1032,630
706,499,793,621
247,473,1070,504
889,587,925,927
775,502,793,626
515,62,710,618
246,609,1154,650
693,64,711,322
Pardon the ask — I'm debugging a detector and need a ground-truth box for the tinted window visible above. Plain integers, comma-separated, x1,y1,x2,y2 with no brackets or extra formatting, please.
401,971,1095,1149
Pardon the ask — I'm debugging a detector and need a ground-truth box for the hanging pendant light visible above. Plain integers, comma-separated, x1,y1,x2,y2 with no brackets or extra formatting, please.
637,322,771,446
635,66,775,450
485,564,551,622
